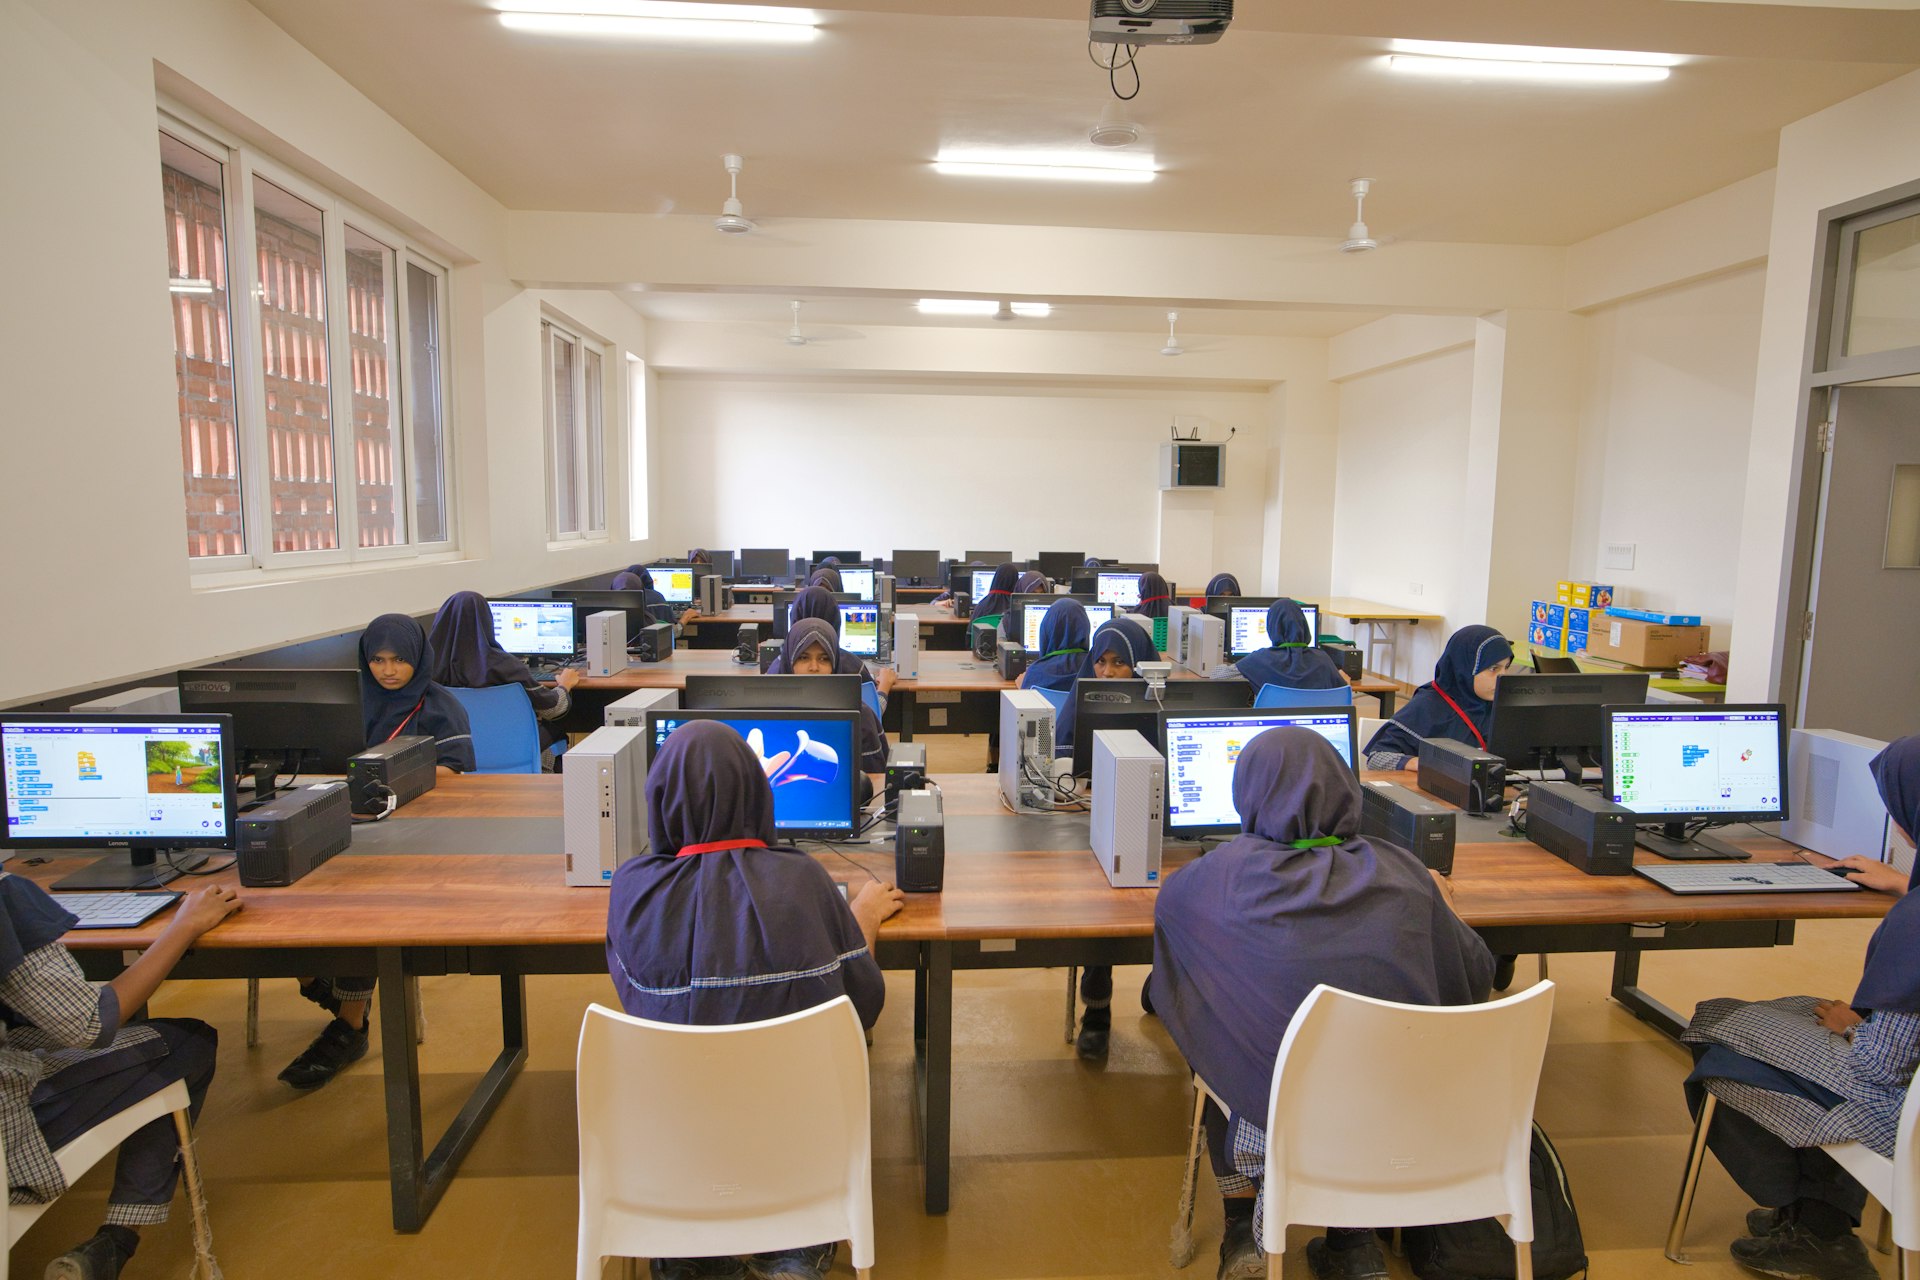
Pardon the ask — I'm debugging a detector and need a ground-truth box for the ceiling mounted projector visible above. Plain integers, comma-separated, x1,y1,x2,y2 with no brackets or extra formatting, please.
714,154,755,234
1090,0,1233,46
1341,177,1378,254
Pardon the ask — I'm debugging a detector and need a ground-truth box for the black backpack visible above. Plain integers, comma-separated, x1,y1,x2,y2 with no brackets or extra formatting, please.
1402,1124,1589,1280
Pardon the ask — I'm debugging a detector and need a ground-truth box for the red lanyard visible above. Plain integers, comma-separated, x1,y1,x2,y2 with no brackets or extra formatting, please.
1430,685,1487,750
385,698,425,742
676,838,769,858
1138,595,1170,606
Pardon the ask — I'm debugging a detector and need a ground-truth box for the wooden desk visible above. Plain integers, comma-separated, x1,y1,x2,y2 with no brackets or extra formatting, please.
46,772,1883,1223
1320,597,1446,676
687,605,968,628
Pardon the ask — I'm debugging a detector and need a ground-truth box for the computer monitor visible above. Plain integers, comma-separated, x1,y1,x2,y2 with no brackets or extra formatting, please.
695,549,735,577
648,564,699,605
177,667,366,797
738,548,790,580
1604,704,1789,861
645,710,861,839
769,590,858,641
812,550,862,566
553,590,672,646
965,551,1012,565
1068,677,1255,777
1033,552,1084,581
681,674,864,713
487,599,576,657
826,566,876,601
1096,571,1144,608
837,602,883,657
1486,673,1652,781
967,568,998,602
890,550,942,585
1163,709,1360,838
1222,601,1317,659
1,711,237,889
1018,597,1114,653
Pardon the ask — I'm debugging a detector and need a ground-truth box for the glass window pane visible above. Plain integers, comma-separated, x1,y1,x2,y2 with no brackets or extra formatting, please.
406,261,448,544
550,329,579,535
346,227,402,548
584,347,605,534
254,176,338,552
1846,210,1920,358
161,133,244,559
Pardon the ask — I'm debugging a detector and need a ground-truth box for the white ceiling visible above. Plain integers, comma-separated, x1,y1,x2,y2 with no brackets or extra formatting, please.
246,0,1919,247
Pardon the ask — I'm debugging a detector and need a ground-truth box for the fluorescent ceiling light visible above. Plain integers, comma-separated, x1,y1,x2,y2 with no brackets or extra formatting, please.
916,299,1051,317
933,149,1156,184
168,278,214,294
1386,38,1678,82
498,2,818,43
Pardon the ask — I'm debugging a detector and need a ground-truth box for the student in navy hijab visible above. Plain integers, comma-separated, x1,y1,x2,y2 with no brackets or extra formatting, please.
1363,625,1514,770
1131,572,1173,620
1678,735,1920,1278
359,613,475,773
972,563,1021,629
1226,599,1348,694
606,721,902,1280
776,619,890,785
766,587,897,696
1153,728,1494,1279
1052,616,1158,759
1206,573,1241,596
427,591,579,750
610,568,677,626
808,565,844,593
1018,598,1092,694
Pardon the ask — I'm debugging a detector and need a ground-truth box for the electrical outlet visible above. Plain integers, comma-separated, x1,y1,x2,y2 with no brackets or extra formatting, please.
1603,542,1637,571
1408,582,1423,596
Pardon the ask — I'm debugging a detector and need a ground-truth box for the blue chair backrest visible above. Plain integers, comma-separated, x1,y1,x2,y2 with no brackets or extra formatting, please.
1034,686,1070,714
445,684,541,775
861,681,883,718
1254,683,1354,709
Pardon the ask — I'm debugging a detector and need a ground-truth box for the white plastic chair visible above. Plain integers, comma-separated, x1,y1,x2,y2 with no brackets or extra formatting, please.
3,1077,218,1280
1666,1066,1920,1275
1358,717,1390,758
574,998,875,1280
1171,981,1556,1278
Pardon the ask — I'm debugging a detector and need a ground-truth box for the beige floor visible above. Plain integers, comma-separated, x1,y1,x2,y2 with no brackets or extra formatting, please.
9,735,1899,1280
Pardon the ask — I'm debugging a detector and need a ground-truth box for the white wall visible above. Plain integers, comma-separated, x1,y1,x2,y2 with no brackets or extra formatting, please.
1569,266,1767,649
651,377,1273,590
0,0,657,705
1328,347,1477,682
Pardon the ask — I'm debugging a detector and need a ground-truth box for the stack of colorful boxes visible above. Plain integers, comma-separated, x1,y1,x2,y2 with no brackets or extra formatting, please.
1527,582,1613,654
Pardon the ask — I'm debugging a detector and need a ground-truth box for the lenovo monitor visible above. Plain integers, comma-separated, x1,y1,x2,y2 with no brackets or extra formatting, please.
1487,673,1652,781
680,674,863,713
1068,677,1254,777
177,667,365,796
1163,708,1360,838
889,550,943,586
1604,704,1788,860
487,599,577,658
645,710,861,840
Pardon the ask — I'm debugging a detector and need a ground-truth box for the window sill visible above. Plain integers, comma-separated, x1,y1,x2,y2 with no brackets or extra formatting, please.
547,536,611,553
190,548,465,593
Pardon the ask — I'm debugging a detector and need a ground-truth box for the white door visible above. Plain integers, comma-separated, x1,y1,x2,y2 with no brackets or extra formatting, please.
1799,385,1920,739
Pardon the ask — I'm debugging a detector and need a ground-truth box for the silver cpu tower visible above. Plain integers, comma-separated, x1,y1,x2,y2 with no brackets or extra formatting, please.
998,689,1057,812
1090,729,1164,888
564,725,648,886
585,609,627,677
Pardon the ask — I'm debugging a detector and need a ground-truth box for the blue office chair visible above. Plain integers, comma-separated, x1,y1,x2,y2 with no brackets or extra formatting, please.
861,681,883,719
446,684,542,774
1033,686,1070,714
1254,683,1354,709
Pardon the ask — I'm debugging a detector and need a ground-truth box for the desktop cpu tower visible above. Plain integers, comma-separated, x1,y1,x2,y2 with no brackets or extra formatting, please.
1091,729,1163,888
1781,728,1898,865
892,613,921,679
998,689,1057,813
586,609,628,677
72,686,182,715
1165,605,1195,665
604,687,679,728
878,573,896,610
698,574,725,614
563,725,648,886
1182,612,1226,676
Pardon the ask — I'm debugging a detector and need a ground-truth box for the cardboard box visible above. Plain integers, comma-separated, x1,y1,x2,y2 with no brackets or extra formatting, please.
1528,622,1564,651
1583,618,1709,668
1605,606,1702,626
1531,600,1565,628
1555,581,1615,609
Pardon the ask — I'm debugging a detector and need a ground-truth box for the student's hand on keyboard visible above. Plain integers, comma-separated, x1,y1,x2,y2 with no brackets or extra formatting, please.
1802,852,1907,895
554,667,582,691
167,884,243,940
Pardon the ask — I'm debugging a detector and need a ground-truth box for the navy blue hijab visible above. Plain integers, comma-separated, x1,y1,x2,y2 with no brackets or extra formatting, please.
1364,625,1514,761
359,613,475,771
1132,572,1173,619
1052,616,1158,754
427,591,537,691
611,569,675,624
605,721,885,1028
1020,598,1092,693
974,563,1020,623
1233,599,1345,693
1151,728,1494,1123
1853,737,1920,1014
768,587,867,678
808,566,843,593
1206,573,1241,596
776,619,888,776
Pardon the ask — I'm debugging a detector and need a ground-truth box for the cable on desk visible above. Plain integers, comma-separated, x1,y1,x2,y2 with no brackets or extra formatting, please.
350,786,398,823
165,850,238,877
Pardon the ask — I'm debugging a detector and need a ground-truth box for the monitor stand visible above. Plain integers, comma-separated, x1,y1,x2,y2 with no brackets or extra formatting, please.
1636,822,1751,861
52,848,209,891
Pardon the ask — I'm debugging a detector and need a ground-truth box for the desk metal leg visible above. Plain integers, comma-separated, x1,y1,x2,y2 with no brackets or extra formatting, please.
1375,689,1397,717
910,941,952,1214
897,690,916,743
1611,949,1688,1039
378,952,529,1232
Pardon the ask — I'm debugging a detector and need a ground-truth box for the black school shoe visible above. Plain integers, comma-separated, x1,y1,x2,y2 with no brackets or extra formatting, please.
298,977,343,1016
1306,1233,1390,1280
651,1258,749,1280
749,1242,837,1280
1729,1225,1877,1280
1217,1215,1265,1280
279,1016,370,1089
45,1227,136,1280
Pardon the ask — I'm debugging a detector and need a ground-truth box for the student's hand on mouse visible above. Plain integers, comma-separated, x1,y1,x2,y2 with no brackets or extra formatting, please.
874,667,898,696
555,668,581,691
1813,998,1863,1035
1822,855,1908,895
853,880,905,925
168,884,242,939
